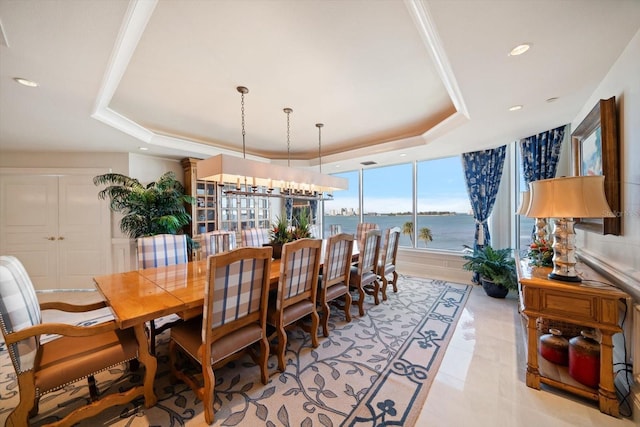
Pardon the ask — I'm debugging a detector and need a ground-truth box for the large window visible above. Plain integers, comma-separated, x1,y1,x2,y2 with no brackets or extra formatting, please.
417,157,473,251
323,156,474,252
362,163,413,247
324,171,359,236
516,144,535,250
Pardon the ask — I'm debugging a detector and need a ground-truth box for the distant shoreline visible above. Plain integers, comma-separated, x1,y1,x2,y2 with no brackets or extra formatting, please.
325,212,468,217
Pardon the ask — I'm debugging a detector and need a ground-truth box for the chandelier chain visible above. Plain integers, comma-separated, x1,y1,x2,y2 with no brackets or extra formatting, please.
240,90,246,159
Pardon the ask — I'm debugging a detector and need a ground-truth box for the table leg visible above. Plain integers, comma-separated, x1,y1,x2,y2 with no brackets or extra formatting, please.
525,314,540,389
598,330,619,417
134,324,158,408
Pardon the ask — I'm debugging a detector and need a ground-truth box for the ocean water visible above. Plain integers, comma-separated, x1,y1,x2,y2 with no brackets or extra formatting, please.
323,214,475,251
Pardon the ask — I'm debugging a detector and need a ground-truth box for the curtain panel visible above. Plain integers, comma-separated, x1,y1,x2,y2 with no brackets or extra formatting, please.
461,145,507,255
519,125,566,184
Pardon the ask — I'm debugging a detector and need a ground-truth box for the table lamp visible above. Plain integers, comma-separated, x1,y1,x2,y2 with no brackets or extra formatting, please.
526,176,615,282
517,189,548,242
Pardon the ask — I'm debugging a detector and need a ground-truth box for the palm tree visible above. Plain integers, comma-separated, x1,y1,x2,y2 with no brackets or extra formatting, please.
418,227,433,247
402,221,414,245
93,171,194,238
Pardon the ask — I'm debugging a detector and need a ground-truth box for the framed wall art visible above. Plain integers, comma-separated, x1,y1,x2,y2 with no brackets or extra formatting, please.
571,96,621,235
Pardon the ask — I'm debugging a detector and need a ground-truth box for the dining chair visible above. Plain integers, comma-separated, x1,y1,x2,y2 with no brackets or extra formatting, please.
318,233,354,337
0,255,156,426
241,227,269,247
377,227,401,301
200,230,236,258
356,222,379,251
168,247,272,425
268,238,322,372
349,229,381,315
137,233,189,354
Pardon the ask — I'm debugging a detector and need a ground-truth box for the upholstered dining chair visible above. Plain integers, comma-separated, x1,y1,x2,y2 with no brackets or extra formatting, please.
349,229,381,315
356,222,379,251
241,228,269,247
137,233,189,354
168,247,272,425
318,233,354,337
200,230,236,258
267,238,322,372
377,227,401,301
0,255,156,426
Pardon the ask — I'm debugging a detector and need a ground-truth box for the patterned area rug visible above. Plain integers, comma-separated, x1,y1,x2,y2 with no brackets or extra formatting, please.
0,276,470,426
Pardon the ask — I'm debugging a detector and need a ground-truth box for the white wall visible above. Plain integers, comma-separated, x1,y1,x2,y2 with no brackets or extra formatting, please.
570,28,640,422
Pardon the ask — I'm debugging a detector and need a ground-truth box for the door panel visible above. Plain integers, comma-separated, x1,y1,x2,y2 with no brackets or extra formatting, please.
58,175,111,289
0,175,59,289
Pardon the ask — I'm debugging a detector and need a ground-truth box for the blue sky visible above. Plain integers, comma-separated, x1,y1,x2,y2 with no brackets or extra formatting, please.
325,156,472,214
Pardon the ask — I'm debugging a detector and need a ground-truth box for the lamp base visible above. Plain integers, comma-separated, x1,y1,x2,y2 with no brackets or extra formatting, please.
548,272,582,283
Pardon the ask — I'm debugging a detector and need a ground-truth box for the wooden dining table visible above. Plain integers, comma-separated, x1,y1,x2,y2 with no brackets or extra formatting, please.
93,241,358,332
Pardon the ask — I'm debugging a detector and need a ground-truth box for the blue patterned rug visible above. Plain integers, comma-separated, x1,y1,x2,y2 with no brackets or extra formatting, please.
0,275,470,426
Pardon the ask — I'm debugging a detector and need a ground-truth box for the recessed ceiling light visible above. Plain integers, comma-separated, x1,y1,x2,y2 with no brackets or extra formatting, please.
138,146,149,151
399,153,407,157
509,43,531,56
14,77,39,87
509,105,523,111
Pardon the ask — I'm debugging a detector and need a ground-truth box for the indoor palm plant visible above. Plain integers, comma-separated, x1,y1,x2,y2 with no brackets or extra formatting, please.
93,171,196,249
462,245,517,298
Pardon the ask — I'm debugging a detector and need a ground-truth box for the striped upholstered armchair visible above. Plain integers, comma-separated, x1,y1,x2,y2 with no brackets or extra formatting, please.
318,233,354,337
241,228,269,247
0,255,156,425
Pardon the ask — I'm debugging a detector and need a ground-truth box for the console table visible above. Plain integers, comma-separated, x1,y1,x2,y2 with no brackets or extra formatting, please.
515,254,629,417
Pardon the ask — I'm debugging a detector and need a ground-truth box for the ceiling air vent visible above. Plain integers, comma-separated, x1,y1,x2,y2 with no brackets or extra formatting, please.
360,161,377,166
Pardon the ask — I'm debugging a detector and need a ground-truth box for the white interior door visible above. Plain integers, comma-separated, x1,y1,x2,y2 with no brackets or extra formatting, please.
0,173,111,290
57,175,111,289
0,175,59,289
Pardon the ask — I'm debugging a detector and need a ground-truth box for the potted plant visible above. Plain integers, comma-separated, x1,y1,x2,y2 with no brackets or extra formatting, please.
267,215,292,259
93,171,197,251
462,245,517,298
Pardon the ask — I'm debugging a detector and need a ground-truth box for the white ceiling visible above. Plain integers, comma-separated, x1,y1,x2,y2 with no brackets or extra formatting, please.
1,0,639,173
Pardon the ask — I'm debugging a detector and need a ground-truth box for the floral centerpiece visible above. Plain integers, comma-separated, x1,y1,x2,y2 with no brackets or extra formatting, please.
267,213,312,258
528,238,553,267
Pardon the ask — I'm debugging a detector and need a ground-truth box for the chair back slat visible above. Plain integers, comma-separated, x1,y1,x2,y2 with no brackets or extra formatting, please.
323,234,354,285
277,239,322,309
356,222,379,250
137,234,188,269
201,230,236,257
241,228,269,247
203,247,272,339
381,227,401,270
359,229,381,275
0,256,41,373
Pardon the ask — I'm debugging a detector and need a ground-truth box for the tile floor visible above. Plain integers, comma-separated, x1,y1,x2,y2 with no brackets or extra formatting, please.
415,285,637,427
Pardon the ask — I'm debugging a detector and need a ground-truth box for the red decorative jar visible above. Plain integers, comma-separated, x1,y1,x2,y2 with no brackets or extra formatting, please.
569,330,600,389
539,328,569,365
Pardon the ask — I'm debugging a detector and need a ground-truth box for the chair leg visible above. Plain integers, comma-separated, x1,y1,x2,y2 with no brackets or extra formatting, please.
381,275,389,301
321,301,330,337
392,271,399,292
310,309,319,348
88,375,99,402
343,292,352,323
356,285,365,316
276,322,287,372
259,336,269,384
202,364,216,425
8,373,36,427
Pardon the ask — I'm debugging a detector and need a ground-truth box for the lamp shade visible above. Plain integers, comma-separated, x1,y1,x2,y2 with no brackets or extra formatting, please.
196,154,348,193
526,176,615,219
516,190,530,215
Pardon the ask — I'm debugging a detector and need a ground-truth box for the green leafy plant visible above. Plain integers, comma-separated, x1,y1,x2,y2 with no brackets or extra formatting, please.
93,171,195,245
462,245,517,290
269,215,293,245
291,209,311,240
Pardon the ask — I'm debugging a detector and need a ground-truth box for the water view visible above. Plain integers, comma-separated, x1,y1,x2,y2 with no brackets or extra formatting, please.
323,214,475,252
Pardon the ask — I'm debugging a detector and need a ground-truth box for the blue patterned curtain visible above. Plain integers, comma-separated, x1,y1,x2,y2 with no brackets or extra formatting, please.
519,125,566,240
520,125,566,184
462,145,507,255
285,197,293,224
